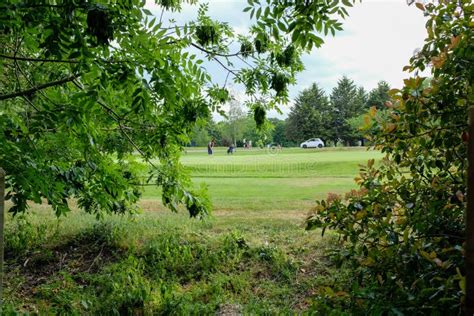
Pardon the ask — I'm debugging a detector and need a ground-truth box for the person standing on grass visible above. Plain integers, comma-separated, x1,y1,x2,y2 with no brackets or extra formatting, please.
207,139,215,155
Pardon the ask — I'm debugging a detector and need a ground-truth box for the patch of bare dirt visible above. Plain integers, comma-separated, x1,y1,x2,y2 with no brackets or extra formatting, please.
7,232,121,298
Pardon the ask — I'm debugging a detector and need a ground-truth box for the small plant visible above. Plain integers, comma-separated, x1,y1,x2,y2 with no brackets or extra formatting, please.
251,243,296,281
93,256,152,314
5,214,48,257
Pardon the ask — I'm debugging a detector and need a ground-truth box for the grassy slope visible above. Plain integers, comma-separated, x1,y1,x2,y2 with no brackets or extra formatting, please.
4,147,382,314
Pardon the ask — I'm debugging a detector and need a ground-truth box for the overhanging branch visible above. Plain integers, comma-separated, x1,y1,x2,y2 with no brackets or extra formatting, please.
0,75,78,101
190,43,241,58
0,53,79,64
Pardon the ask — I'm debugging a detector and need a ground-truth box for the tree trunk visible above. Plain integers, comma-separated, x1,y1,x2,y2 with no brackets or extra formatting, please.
466,107,474,315
0,168,5,312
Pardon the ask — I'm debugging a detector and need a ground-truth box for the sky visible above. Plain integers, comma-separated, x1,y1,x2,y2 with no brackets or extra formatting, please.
146,0,428,118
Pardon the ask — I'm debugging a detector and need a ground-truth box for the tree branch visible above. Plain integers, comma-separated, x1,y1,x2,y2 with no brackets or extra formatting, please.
0,75,77,101
190,43,241,58
0,53,134,65
212,56,238,77
0,53,79,64
0,54,79,64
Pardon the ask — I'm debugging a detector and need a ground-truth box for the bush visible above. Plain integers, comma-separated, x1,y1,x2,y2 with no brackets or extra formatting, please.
306,1,472,313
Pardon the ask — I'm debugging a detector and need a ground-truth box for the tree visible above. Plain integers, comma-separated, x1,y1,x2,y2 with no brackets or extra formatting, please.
329,76,362,145
354,86,368,111
241,116,259,146
306,1,473,313
347,107,389,146
205,119,222,146
346,114,365,145
345,86,369,145
0,0,356,219
269,118,293,147
190,125,210,147
236,115,270,147
366,80,391,109
286,83,333,144
222,98,246,146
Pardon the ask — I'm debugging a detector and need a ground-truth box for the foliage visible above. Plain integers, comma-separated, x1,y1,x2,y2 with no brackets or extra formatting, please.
189,113,274,148
329,76,366,145
354,86,368,112
5,210,316,314
346,82,391,145
306,0,473,313
0,0,356,217
4,214,48,256
268,118,295,147
286,79,371,146
366,80,391,109
241,116,273,147
286,83,333,144
190,124,211,147
347,106,389,146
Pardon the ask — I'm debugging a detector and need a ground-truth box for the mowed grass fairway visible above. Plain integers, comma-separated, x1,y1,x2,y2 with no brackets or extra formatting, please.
5,148,383,313
145,147,383,212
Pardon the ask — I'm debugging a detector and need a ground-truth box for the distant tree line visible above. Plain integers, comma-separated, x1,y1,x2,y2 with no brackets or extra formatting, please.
189,76,392,147
286,76,391,146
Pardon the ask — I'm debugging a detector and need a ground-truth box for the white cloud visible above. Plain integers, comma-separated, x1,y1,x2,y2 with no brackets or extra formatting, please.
146,0,429,118
295,0,428,95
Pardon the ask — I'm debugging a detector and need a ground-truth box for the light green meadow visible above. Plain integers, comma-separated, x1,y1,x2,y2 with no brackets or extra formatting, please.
144,146,383,211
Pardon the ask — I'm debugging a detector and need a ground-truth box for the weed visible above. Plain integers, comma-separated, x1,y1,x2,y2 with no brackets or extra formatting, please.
5,214,48,257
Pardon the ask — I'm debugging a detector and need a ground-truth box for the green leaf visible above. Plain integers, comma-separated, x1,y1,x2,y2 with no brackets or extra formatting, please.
342,0,353,7
69,51,81,59
278,21,286,32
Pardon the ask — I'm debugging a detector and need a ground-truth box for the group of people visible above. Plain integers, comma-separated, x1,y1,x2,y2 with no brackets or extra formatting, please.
207,139,235,155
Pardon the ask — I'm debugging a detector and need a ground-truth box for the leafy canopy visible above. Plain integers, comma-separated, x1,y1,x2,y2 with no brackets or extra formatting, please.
0,0,356,217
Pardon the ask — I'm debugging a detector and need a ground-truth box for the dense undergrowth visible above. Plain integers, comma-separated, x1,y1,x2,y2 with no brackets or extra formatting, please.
4,211,337,314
